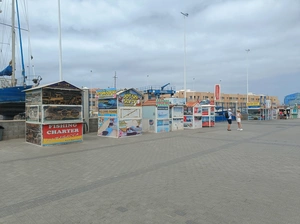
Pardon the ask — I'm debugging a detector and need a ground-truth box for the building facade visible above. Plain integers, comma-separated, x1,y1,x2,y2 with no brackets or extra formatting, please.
167,90,280,110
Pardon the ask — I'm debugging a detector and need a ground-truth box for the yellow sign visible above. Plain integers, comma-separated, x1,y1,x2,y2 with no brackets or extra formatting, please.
247,102,260,106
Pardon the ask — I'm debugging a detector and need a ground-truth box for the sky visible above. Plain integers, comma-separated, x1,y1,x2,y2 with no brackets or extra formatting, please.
1,0,300,103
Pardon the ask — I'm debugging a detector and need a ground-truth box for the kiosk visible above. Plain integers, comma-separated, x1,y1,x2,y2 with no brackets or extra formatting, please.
164,98,185,131
183,102,202,129
201,104,215,127
247,102,261,120
142,99,170,133
25,81,83,146
291,104,298,119
97,88,143,138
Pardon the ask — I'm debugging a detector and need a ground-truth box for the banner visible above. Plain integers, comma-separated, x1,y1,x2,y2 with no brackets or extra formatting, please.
43,123,83,145
214,84,221,101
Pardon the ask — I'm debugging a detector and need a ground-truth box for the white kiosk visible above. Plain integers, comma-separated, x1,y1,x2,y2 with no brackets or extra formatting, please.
142,99,170,133
184,102,202,129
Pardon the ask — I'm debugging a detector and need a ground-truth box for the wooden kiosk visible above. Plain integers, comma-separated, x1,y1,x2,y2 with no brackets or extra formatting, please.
25,81,83,146
97,88,143,138
142,99,170,133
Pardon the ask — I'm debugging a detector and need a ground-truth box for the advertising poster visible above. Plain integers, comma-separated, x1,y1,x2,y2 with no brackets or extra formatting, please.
148,119,156,132
184,115,193,122
214,84,221,101
96,88,117,99
172,118,184,131
98,98,117,109
173,106,183,117
42,123,83,145
157,119,169,132
42,89,82,105
157,107,169,119
119,119,142,137
43,105,82,122
194,116,202,128
98,117,118,137
194,107,202,114
120,107,142,119
98,109,117,117
118,89,142,107
202,107,209,116
184,107,193,115
26,123,41,145
156,99,169,107
202,116,210,127
26,105,40,122
26,90,41,105
165,98,186,105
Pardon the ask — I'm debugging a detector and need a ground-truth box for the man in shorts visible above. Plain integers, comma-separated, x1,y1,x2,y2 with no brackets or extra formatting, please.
227,108,233,131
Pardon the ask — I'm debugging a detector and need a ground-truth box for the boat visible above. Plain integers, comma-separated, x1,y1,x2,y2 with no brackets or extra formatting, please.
0,0,41,120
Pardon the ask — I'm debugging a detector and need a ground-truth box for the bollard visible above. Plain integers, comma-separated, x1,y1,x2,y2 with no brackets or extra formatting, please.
0,126,4,141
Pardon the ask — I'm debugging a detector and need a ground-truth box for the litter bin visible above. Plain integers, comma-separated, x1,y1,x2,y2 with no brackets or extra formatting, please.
0,126,4,141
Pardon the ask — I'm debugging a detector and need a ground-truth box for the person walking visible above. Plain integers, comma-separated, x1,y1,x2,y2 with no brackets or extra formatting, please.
236,109,243,131
227,108,233,131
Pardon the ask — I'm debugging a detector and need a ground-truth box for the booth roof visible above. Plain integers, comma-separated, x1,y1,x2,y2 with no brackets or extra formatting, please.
24,80,81,92
186,101,199,107
143,99,157,106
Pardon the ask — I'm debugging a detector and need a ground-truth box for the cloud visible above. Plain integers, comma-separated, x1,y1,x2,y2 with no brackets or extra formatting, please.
1,0,299,103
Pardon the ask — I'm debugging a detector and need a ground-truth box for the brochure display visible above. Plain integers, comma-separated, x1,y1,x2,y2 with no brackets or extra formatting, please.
184,102,202,129
142,99,170,133
25,81,83,146
97,88,143,138
164,98,185,131
201,104,215,127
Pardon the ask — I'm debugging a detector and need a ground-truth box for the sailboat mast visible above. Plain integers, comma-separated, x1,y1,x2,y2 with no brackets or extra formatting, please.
11,0,16,87
16,0,26,86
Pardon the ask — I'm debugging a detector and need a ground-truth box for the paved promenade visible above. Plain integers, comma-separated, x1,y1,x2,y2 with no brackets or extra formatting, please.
0,119,300,224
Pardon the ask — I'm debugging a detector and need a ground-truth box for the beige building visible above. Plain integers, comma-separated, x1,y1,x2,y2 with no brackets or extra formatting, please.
172,90,280,108
89,88,99,117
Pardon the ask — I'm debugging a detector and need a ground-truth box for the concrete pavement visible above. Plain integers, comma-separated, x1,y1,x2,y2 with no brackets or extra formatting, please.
0,119,300,224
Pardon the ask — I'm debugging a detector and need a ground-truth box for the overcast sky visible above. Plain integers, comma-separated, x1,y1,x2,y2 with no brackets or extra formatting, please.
1,0,300,102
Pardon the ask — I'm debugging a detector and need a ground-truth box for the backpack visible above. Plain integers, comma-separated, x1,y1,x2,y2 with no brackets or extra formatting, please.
225,111,229,119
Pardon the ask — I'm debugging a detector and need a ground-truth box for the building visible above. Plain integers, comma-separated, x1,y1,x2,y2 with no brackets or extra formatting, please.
166,90,280,110
89,88,99,117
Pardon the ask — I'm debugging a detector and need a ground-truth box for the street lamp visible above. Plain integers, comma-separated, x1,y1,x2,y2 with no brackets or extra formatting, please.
146,75,149,87
181,12,188,101
245,49,250,112
193,77,195,101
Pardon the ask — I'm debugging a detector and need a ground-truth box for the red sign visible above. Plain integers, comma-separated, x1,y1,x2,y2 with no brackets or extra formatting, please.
214,84,221,101
43,123,83,145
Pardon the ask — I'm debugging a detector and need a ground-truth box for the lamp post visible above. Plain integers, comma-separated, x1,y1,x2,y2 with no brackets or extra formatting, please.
181,12,188,101
193,77,195,101
58,0,63,81
146,75,149,87
245,49,250,113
